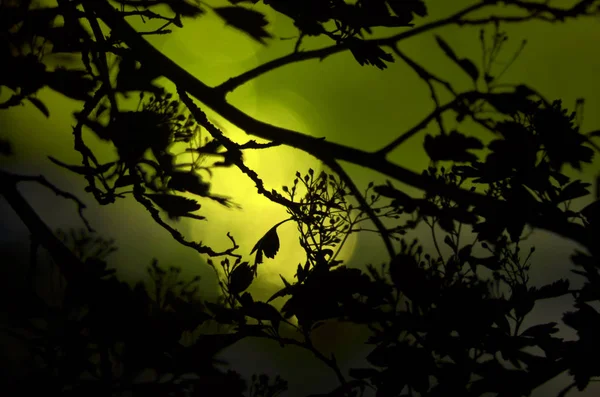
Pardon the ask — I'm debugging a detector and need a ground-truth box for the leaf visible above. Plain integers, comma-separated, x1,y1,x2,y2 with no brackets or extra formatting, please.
348,38,395,70
26,96,49,117
168,171,211,196
580,199,600,224
557,180,591,203
228,262,254,294
204,301,243,324
521,322,559,338
213,6,272,44
167,0,205,17
424,130,483,163
388,0,427,18
244,301,281,332
250,223,281,265
434,35,480,81
533,279,570,300
435,35,458,62
458,58,479,81
145,193,202,218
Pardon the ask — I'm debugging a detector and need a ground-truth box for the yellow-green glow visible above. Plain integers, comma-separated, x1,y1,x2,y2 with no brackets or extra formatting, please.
2,1,600,394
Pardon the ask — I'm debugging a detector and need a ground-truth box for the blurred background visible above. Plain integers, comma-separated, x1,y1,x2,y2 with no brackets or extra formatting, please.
1,0,599,395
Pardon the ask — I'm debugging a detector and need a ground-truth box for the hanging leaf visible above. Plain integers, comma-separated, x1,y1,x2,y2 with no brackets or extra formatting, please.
348,38,395,70
167,0,205,17
434,35,480,82
557,180,591,203
244,301,281,332
387,0,427,19
458,58,479,81
250,223,281,265
145,193,203,220
228,262,255,294
168,171,211,196
521,322,559,338
26,96,49,117
214,6,272,44
424,130,483,163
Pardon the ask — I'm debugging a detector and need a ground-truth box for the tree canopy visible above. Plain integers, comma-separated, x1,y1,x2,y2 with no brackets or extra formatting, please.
1,0,600,396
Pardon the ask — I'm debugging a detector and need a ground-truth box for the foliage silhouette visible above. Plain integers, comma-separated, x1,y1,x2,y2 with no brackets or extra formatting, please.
2,0,600,396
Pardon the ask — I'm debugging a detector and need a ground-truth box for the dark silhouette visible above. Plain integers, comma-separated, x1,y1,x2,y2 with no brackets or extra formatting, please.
2,0,600,396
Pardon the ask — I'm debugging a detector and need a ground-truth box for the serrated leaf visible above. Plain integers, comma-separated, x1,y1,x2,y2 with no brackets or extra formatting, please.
250,223,281,265
424,130,483,163
145,193,202,219
214,6,272,45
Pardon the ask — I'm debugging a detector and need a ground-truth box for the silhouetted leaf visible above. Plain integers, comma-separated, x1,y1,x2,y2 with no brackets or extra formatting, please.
146,193,203,220
26,96,49,117
581,199,600,224
228,262,254,294
388,0,427,19
424,130,483,163
348,38,394,70
434,36,479,81
532,279,570,300
556,180,591,203
434,35,458,61
244,301,281,332
214,6,272,44
166,0,205,17
205,301,244,324
251,223,281,265
521,322,559,338
458,58,479,81
169,171,211,196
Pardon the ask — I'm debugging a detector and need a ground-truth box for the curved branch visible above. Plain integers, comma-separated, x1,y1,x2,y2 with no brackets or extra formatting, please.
88,0,596,255
325,159,396,260
215,1,489,95
214,0,597,95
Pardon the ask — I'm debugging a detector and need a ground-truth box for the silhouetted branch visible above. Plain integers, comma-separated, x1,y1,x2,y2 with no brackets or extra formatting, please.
215,1,488,95
131,182,241,258
0,170,86,281
86,0,598,255
177,88,303,215
214,0,597,95
3,171,94,232
325,159,396,259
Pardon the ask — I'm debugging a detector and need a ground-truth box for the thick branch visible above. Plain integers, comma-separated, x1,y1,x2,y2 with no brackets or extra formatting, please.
88,0,595,255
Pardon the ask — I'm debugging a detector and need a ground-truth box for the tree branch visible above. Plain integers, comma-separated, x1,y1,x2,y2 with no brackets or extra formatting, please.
88,0,596,255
